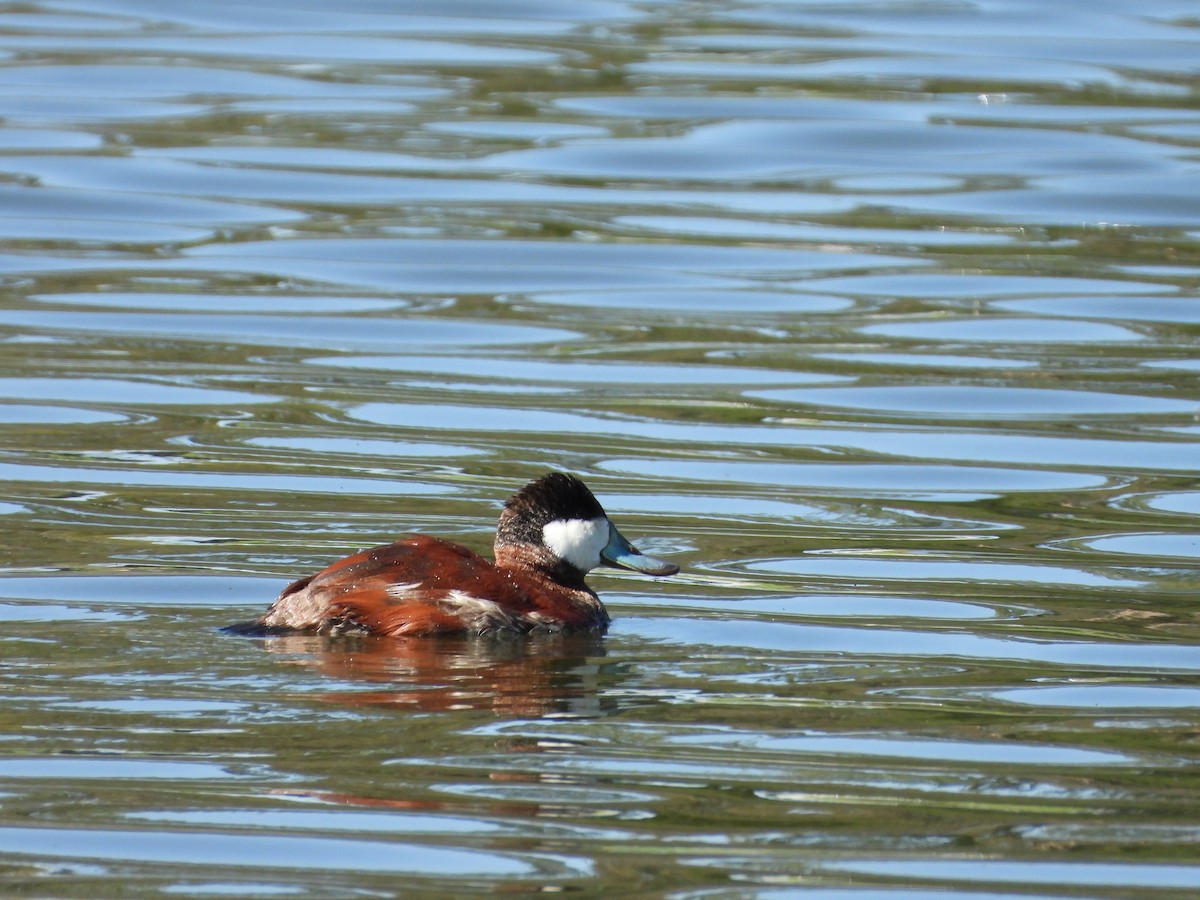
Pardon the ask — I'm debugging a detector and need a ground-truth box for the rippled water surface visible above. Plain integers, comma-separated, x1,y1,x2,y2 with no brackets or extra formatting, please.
2,0,1199,896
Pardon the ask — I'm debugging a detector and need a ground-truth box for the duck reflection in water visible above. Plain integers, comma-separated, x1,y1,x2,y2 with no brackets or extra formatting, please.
260,631,613,717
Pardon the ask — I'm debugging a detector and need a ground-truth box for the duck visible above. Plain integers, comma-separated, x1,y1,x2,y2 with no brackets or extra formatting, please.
244,472,678,637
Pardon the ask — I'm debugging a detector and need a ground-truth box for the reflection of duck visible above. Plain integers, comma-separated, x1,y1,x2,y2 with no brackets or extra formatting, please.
240,473,678,637
262,631,611,717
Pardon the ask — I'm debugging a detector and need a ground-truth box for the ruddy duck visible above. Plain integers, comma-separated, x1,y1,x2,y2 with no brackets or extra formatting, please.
244,472,678,636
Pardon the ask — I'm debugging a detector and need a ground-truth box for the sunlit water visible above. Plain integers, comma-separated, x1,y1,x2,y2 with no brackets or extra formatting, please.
1,0,1199,897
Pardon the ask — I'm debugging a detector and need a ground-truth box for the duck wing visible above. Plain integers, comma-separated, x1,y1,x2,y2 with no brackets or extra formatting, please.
257,536,525,635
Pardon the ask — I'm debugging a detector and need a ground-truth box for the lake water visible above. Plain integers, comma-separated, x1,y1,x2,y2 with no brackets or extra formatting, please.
1,0,1199,896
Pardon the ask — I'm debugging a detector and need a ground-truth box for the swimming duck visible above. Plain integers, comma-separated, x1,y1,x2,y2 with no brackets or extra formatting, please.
248,472,678,636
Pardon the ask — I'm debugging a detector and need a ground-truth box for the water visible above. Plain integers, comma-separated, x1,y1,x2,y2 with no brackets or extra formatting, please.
1,0,1198,896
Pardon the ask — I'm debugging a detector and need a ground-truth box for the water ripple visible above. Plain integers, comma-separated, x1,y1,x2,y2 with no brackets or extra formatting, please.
1,0,1198,895
631,618,1200,672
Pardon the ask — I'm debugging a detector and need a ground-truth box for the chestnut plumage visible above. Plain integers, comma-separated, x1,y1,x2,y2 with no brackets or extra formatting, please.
238,472,678,637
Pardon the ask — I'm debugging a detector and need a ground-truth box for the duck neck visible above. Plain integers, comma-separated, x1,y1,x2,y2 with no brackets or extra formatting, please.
495,542,593,592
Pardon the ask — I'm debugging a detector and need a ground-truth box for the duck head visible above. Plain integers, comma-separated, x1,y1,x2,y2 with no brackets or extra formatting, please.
494,472,679,581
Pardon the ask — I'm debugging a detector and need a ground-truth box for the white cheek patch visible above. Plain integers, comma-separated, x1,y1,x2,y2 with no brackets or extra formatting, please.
542,517,609,572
